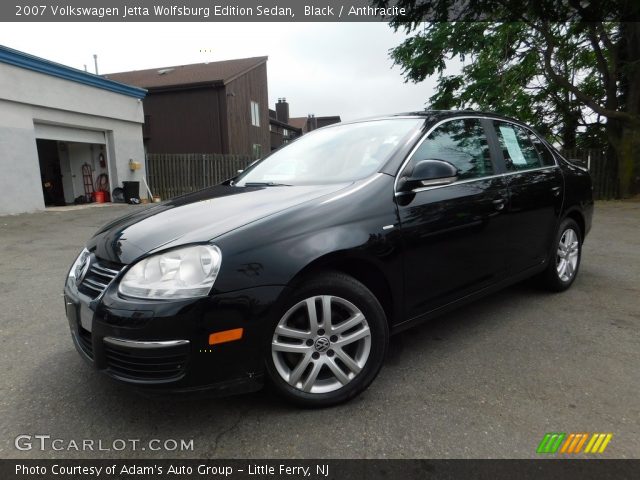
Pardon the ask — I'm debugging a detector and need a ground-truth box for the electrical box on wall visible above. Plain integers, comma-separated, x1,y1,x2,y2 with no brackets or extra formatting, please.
129,159,142,171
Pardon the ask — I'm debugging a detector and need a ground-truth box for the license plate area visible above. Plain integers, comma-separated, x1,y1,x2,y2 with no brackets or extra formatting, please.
79,302,93,332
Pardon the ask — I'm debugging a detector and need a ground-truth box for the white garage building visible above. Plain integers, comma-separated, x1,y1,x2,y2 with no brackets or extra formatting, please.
0,45,147,215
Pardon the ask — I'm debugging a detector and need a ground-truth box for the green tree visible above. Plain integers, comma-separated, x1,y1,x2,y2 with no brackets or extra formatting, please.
377,1,640,197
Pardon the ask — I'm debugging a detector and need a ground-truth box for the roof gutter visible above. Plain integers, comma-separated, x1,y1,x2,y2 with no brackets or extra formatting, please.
143,81,225,93
0,45,147,99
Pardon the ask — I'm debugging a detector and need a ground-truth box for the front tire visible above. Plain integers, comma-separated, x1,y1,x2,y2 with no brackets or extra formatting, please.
265,272,388,407
541,218,582,292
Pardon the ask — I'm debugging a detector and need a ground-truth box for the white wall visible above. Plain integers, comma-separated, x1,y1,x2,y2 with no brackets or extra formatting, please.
0,101,43,213
0,63,144,124
0,62,146,215
67,143,91,200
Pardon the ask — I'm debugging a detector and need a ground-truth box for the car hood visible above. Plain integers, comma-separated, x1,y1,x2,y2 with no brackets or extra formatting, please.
88,183,351,265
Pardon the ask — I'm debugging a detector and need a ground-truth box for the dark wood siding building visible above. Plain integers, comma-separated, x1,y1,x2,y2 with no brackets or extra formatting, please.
106,57,269,157
289,114,342,134
267,98,342,151
225,62,270,157
269,98,302,151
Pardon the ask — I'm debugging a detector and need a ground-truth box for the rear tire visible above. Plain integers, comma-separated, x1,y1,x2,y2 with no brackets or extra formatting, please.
265,271,388,407
541,218,582,292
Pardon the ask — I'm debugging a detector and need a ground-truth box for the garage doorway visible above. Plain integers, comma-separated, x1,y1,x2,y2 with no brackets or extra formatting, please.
34,123,111,207
36,139,110,206
36,139,66,206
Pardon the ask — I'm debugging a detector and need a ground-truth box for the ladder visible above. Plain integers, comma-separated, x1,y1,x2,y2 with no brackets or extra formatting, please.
82,163,94,202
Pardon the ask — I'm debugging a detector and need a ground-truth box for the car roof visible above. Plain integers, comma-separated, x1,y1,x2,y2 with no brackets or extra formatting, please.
327,110,526,129
366,109,525,124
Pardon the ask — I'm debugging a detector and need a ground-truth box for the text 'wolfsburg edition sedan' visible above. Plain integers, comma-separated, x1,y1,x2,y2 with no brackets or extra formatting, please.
64,111,593,407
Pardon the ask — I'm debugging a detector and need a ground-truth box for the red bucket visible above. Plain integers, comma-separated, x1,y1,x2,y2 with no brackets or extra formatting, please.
94,191,106,204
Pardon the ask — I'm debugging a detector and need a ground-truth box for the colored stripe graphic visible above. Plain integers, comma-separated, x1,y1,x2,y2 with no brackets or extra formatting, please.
598,434,613,453
560,434,575,453
560,433,589,454
584,433,613,453
540,433,613,454
573,433,589,453
537,433,566,453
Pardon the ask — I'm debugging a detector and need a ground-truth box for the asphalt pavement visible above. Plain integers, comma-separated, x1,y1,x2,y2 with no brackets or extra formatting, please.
0,201,638,458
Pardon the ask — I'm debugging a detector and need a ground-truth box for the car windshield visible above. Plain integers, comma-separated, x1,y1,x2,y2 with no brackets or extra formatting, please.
235,119,422,186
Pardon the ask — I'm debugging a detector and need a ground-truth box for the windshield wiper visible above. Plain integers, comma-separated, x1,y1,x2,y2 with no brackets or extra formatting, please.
243,182,292,187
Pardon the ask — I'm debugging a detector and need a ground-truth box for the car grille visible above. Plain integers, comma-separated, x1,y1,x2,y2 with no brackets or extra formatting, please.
77,327,93,359
78,258,122,299
104,341,189,383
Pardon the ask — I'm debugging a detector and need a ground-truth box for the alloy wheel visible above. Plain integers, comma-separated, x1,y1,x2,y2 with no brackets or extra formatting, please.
271,295,371,394
556,228,579,282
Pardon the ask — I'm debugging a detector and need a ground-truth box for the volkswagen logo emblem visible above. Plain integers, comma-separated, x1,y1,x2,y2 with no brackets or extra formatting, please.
76,256,90,286
314,336,330,353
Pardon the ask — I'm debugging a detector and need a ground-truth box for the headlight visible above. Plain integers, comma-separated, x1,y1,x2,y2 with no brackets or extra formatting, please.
118,245,222,300
67,248,90,285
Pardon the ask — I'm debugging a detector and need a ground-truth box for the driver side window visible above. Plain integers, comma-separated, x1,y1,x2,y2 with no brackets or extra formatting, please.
408,118,493,181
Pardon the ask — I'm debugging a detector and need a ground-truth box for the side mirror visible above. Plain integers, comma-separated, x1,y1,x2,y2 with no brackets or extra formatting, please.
398,159,459,192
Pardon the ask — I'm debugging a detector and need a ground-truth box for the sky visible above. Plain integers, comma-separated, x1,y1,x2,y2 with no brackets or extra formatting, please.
0,22,457,121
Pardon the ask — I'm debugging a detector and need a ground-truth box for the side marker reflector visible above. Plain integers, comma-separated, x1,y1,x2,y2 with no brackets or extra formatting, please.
209,328,244,346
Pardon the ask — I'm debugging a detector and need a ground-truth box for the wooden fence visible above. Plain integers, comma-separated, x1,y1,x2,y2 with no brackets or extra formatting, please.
146,150,619,201
561,148,618,200
146,153,254,200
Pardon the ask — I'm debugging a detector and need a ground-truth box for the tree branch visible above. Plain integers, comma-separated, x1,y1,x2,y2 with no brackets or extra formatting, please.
586,23,611,87
596,23,615,54
537,22,636,123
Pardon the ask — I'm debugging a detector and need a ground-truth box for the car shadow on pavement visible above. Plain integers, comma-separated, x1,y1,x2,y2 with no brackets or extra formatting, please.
386,280,541,366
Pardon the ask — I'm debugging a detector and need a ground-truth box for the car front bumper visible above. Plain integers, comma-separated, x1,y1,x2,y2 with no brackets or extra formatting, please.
64,281,287,395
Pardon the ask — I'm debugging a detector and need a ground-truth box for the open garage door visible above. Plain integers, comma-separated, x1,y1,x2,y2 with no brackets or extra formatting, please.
34,123,110,206
34,123,106,144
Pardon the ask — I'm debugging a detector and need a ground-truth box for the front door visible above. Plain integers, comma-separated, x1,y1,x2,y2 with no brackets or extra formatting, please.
396,118,510,320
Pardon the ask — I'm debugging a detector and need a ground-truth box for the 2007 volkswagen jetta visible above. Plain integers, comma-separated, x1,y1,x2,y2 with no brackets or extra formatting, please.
64,111,593,407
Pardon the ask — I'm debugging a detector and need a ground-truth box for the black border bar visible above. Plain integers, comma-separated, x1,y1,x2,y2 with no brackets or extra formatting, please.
3,459,639,480
3,1,638,22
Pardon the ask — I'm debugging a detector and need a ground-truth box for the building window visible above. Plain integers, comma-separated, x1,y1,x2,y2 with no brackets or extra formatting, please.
283,128,288,137
252,143,262,159
251,101,260,127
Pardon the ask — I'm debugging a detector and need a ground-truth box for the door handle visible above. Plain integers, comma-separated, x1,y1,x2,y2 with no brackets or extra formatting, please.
551,186,561,197
492,198,505,211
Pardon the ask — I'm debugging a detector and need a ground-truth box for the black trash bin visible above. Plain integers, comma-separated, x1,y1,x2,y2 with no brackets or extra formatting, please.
122,181,140,204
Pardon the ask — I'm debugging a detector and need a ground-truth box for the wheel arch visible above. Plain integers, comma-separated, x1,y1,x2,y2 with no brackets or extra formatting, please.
563,208,586,241
288,253,398,327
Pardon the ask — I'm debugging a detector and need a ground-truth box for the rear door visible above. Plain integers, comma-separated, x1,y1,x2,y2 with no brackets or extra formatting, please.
396,117,511,319
490,120,563,275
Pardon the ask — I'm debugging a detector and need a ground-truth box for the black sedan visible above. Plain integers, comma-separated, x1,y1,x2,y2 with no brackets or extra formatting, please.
64,111,593,407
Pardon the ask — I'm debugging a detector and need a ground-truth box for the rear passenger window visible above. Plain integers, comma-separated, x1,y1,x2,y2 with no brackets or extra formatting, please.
409,118,493,180
494,121,545,171
528,132,556,167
